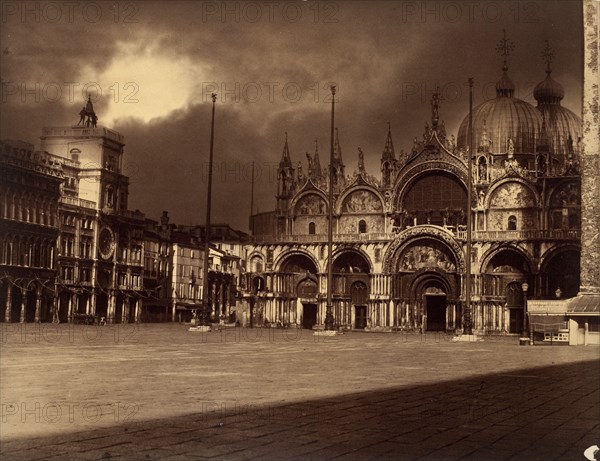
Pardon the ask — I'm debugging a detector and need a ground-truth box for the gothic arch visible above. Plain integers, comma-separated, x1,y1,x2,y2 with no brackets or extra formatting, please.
382,225,465,274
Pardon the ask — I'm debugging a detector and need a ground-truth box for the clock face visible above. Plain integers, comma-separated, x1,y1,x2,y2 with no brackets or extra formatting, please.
98,227,114,260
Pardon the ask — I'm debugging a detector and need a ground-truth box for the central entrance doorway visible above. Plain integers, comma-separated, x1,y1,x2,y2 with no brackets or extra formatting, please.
302,303,317,330
354,305,367,329
425,294,447,331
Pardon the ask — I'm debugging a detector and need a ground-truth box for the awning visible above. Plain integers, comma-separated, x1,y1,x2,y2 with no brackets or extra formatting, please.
565,294,600,315
175,302,202,311
529,315,568,333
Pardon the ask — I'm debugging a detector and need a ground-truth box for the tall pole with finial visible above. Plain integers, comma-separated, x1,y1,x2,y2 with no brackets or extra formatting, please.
249,160,255,231
201,93,217,326
324,85,336,331
464,78,474,335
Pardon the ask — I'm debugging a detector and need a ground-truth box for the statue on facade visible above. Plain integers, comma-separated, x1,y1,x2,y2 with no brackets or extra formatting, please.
305,152,313,175
507,137,515,159
77,107,86,126
358,147,365,174
76,95,98,128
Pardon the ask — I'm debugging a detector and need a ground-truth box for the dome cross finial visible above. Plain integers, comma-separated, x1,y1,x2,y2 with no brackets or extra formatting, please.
496,28,515,71
542,40,555,75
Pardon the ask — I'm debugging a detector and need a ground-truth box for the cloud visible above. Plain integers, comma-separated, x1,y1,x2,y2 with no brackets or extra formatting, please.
0,0,584,232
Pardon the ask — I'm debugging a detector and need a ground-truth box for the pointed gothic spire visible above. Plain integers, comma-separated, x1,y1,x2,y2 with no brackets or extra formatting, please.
313,139,323,179
333,128,344,165
382,122,396,160
279,131,292,167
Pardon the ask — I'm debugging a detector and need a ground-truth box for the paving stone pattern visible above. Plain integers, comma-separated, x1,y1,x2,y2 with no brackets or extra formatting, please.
1,324,599,460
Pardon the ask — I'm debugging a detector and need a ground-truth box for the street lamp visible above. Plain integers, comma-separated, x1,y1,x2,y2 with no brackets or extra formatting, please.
521,281,529,339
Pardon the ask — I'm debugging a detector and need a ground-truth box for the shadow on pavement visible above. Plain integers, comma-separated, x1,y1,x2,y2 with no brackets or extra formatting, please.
1,358,599,461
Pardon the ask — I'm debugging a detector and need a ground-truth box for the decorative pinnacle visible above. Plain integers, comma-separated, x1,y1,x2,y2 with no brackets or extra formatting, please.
285,131,288,140
495,29,514,71
542,40,555,75
387,121,391,131
211,93,217,103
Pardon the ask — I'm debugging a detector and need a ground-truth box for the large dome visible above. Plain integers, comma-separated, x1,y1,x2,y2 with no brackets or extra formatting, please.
457,70,542,154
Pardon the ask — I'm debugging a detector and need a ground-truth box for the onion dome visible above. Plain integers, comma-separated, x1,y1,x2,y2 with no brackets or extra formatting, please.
534,41,582,160
457,30,542,154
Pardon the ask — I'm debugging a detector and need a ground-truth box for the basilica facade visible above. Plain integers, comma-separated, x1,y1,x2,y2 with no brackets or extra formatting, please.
245,44,582,335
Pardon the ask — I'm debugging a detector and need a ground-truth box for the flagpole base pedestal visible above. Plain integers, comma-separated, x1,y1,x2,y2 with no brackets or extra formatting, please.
314,330,338,337
452,334,482,342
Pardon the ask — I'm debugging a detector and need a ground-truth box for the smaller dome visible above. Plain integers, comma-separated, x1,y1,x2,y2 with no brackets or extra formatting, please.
534,73,565,105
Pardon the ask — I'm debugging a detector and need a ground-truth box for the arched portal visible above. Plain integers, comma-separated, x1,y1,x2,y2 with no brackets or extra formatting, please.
411,271,453,332
332,250,371,329
275,253,319,329
541,249,580,299
483,249,532,333
388,234,461,332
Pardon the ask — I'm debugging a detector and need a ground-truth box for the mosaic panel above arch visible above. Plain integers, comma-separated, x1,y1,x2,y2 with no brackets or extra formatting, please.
398,241,457,273
489,182,536,208
549,182,580,207
382,226,465,274
295,194,327,215
342,190,383,213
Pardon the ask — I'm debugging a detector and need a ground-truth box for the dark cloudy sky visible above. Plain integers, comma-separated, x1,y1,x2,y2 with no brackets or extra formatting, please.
1,1,583,231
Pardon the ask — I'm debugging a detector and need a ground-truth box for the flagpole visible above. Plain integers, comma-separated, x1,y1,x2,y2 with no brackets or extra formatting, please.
465,78,474,335
201,93,217,326
324,85,336,331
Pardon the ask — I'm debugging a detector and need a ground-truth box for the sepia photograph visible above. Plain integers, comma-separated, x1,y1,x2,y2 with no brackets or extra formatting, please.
1,1,599,460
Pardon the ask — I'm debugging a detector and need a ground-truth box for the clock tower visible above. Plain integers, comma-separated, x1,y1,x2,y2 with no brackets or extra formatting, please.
46,99,146,324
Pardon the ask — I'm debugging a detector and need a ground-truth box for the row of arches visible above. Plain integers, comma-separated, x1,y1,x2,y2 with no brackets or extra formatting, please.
287,176,579,235
0,190,59,227
0,236,56,269
245,242,580,331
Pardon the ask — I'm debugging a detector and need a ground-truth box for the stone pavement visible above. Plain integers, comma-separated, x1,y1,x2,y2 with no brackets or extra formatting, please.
1,323,599,460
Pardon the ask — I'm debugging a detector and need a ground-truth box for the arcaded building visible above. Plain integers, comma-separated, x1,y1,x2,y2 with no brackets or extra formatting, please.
246,43,582,334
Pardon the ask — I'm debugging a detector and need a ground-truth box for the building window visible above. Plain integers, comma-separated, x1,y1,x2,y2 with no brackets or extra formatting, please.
308,222,316,235
105,186,114,208
358,220,367,233
508,215,517,231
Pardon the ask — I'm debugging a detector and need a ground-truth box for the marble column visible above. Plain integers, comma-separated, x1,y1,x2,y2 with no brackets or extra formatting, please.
580,0,600,294
20,290,26,323
34,287,41,323
4,284,12,322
